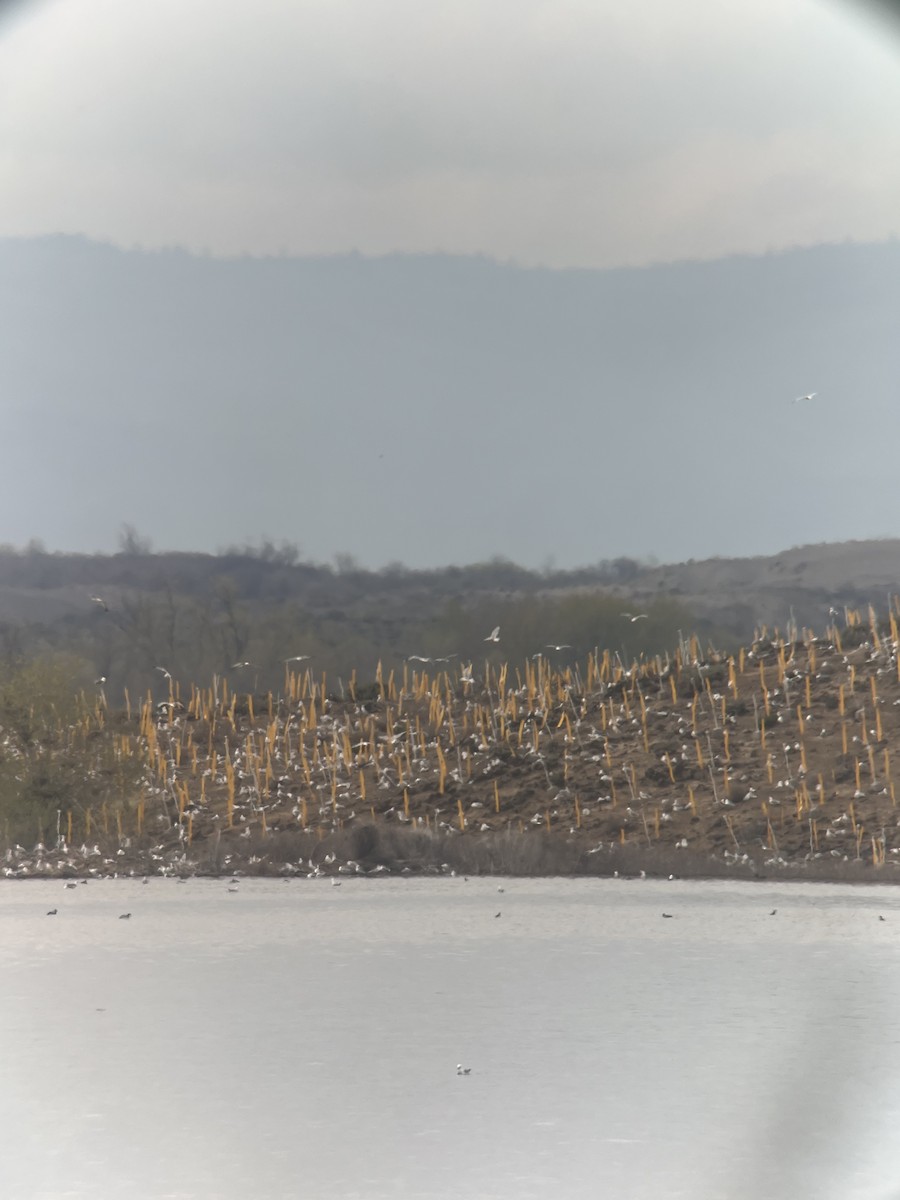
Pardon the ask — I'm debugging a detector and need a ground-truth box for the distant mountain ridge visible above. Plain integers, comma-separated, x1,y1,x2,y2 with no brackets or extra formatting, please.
0,535,896,633
1,234,898,567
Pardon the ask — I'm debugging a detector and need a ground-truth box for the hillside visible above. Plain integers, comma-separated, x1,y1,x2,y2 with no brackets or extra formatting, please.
0,538,898,693
3,605,900,883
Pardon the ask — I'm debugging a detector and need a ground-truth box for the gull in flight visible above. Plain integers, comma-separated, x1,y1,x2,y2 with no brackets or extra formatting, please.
90,595,108,611
621,613,648,622
284,655,310,664
231,661,258,669
155,666,172,681
484,626,500,643
545,643,572,651
457,1064,471,1075
792,392,817,404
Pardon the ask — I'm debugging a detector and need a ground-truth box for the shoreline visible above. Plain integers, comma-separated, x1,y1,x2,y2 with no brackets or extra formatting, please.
4,829,898,886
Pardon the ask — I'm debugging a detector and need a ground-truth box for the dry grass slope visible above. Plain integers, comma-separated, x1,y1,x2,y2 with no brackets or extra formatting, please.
4,603,900,882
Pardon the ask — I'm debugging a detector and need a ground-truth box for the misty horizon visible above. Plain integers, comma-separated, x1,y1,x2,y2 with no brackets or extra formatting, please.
2,233,899,569
2,1,897,569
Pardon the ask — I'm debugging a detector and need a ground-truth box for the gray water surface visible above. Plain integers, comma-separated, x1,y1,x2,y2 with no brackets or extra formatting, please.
2,877,900,1200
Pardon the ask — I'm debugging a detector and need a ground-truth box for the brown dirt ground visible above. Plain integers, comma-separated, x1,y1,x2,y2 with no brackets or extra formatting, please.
24,609,894,882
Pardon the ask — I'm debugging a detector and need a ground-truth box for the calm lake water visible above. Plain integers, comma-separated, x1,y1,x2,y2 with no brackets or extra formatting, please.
2,876,900,1200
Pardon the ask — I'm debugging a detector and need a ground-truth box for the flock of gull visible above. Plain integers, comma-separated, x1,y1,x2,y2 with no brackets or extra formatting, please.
5,584,900,882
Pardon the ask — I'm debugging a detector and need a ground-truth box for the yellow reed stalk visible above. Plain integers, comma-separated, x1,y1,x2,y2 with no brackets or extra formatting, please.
854,761,862,793
767,754,774,783
867,744,876,779
723,729,730,762
805,676,811,709
841,723,848,755
226,760,235,828
876,707,883,743
494,779,500,813
301,797,308,828
457,797,465,831
664,753,675,783
260,808,267,836
669,675,677,704
800,743,807,774
696,739,704,768
760,721,766,754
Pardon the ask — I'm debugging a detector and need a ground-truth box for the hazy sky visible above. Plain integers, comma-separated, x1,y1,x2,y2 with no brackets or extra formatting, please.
1,0,899,269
